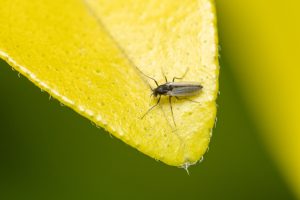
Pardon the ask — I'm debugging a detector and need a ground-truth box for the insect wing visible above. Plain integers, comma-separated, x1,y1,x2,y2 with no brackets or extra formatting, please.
168,82,202,97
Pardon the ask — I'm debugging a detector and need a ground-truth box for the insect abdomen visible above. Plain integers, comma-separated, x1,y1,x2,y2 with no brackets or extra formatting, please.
168,84,202,97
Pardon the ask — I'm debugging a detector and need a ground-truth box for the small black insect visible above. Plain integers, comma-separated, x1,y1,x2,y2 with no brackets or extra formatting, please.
139,68,203,126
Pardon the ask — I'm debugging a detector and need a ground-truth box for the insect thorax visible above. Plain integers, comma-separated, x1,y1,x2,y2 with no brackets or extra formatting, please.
153,84,173,96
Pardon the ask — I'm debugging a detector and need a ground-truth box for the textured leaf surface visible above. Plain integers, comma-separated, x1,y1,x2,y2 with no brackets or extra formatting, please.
0,0,219,166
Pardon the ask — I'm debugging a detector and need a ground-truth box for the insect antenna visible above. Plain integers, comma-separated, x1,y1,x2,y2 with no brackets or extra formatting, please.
136,67,159,87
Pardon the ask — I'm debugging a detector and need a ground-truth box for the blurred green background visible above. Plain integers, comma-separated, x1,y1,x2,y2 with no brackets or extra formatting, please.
0,0,299,199
0,59,295,200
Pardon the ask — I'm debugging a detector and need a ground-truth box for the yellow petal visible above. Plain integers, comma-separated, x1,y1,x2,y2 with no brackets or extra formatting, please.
0,0,219,166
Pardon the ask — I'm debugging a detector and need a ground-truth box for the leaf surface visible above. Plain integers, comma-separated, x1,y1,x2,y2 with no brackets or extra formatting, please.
0,0,219,166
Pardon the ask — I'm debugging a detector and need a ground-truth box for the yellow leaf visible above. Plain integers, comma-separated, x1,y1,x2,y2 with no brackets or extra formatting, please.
0,0,219,167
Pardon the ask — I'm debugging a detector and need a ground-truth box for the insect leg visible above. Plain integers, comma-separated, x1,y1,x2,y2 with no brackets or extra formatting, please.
160,67,168,83
172,67,190,82
141,96,161,119
169,96,176,126
175,96,200,103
